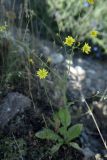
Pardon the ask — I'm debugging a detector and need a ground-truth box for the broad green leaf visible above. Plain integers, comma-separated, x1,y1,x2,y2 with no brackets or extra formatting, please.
58,107,71,128
51,143,62,154
35,128,62,142
59,127,67,138
67,124,83,142
70,142,82,151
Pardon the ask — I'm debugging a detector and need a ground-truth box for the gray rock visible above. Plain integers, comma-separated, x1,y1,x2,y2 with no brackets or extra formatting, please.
92,100,107,129
66,58,107,129
82,147,95,160
66,58,107,99
34,38,64,64
0,92,31,129
50,53,64,64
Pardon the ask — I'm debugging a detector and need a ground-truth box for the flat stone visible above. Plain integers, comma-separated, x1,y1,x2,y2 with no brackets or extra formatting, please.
0,92,31,129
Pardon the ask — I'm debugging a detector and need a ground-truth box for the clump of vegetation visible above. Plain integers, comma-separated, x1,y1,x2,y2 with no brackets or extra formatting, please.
30,0,107,54
0,137,27,160
0,0,107,159
36,106,83,154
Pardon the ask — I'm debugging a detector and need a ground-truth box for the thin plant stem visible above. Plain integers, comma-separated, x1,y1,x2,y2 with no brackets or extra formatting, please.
44,83,54,114
100,87,107,102
81,93,107,150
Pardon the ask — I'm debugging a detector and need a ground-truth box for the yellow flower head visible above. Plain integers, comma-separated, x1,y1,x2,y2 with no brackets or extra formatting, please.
90,30,98,37
64,36,75,46
37,68,48,79
82,43,91,54
87,0,95,4
28,58,34,65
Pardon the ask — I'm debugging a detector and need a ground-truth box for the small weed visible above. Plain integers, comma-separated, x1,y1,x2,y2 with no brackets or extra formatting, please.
36,106,83,154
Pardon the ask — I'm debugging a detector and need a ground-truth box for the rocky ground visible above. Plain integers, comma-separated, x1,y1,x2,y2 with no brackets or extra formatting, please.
0,0,107,159
0,29,107,159
0,56,107,159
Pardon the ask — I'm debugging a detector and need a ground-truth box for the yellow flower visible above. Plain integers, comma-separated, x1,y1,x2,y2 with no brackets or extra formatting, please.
36,68,48,79
90,30,98,37
28,58,34,65
82,43,91,54
87,0,94,4
64,36,75,46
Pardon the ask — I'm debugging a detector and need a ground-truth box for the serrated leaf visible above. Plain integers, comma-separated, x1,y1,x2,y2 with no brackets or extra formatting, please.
58,107,71,128
70,142,82,151
35,128,62,142
67,124,83,142
51,143,62,154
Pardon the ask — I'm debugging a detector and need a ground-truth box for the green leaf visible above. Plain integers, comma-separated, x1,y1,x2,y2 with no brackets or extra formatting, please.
70,142,82,151
67,124,83,142
35,128,62,142
53,113,60,122
59,127,67,138
51,143,62,154
58,107,71,128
